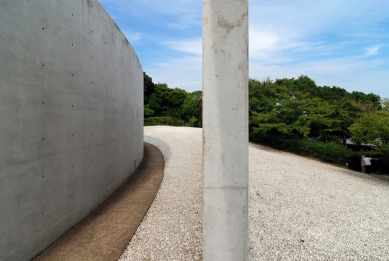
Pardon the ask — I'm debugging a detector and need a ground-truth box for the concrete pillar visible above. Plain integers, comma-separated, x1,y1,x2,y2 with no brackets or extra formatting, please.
202,0,249,260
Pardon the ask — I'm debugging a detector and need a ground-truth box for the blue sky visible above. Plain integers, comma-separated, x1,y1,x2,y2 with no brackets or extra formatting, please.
99,0,389,99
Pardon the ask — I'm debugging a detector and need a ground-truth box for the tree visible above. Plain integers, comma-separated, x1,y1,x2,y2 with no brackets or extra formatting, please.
144,104,155,117
350,110,389,153
350,91,381,112
151,83,171,116
180,94,197,125
249,78,336,139
142,72,203,127
188,91,202,127
381,98,389,111
143,72,155,104
322,98,360,145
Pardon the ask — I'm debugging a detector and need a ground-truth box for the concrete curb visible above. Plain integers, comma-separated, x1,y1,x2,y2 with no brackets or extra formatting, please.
33,142,165,261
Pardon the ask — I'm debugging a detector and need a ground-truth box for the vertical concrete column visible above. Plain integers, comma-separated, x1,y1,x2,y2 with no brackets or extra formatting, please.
202,0,249,260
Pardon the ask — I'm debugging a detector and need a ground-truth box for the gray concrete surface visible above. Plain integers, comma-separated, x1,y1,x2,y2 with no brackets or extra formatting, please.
0,1,144,260
202,0,249,260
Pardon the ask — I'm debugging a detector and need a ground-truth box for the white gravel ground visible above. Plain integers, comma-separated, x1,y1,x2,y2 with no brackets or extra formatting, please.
119,126,389,261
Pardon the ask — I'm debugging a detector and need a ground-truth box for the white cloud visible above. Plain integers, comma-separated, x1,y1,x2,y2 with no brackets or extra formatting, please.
145,56,202,92
163,39,202,56
249,25,348,66
145,53,389,98
249,57,389,98
249,26,281,59
364,46,381,57
249,0,389,37
99,0,389,99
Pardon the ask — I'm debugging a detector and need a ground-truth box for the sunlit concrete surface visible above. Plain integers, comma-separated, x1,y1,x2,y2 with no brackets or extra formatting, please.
202,0,249,260
0,1,143,260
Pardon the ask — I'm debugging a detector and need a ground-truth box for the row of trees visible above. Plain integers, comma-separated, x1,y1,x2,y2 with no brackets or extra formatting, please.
248,76,389,173
143,73,389,173
143,73,202,127
249,76,389,153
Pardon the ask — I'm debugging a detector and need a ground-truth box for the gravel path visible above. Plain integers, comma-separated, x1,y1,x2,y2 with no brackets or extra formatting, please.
119,126,389,261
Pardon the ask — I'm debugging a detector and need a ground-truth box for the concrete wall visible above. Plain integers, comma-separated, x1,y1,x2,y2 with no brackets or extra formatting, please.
0,1,144,260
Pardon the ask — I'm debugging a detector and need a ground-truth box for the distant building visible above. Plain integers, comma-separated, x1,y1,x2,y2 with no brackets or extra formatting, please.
345,139,375,151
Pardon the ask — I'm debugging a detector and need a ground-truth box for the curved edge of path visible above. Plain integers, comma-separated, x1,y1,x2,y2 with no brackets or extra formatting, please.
33,142,165,261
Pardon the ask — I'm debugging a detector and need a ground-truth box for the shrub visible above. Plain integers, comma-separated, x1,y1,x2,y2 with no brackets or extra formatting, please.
250,133,351,166
250,133,389,174
144,116,184,126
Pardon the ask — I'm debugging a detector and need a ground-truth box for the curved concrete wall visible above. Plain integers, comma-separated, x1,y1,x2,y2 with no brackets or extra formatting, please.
0,1,144,260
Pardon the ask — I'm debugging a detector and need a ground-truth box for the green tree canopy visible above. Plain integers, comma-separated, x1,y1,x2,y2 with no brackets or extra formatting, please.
143,73,202,127
350,110,389,153
249,75,382,145
143,72,155,104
